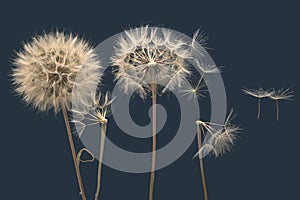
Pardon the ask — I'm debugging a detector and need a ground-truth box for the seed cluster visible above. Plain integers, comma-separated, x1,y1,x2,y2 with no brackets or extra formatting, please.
123,45,183,71
12,32,101,112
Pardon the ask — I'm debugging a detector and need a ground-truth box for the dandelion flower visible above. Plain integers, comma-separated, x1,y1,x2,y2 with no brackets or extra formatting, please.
243,87,274,119
111,26,195,200
112,26,222,200
11,31,102,200
269,88,293,121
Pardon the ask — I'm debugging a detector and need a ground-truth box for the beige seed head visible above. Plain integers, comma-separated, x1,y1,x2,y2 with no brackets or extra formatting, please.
111,26,192,98
12,31,102,113
71,92,114,135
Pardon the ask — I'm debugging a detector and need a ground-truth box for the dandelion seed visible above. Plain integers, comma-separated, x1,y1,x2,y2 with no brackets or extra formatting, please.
269,88,294,121
243,87,274,119
243,87,273,98
11,31,102,200
191,29,209,49
180,72,207,101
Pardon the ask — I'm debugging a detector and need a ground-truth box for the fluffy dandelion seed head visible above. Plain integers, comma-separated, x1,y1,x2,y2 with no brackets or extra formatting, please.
12,31,102,113
112,26,192,98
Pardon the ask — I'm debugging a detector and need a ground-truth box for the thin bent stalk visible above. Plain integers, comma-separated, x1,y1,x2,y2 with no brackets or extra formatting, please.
257,98,261,119
62,106,87,200
95,123,107,200
196,124,208,200
276,100,279,121
149,83,157,200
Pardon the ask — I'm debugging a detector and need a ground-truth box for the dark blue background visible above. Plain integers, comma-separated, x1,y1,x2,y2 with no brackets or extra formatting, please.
1,1,299,199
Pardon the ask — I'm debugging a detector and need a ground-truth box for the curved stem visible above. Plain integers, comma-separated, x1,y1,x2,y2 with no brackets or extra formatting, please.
95,123,107,200
149,83,157,200
276,100,279,121
62,106,87,200
257,98,261,119
196,124,208,200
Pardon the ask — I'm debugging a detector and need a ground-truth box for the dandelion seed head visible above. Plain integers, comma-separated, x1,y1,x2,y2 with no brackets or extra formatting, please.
211,126,239,156
71,92,113,135
112,26,192,98
196,109,240,157
12,31,102,113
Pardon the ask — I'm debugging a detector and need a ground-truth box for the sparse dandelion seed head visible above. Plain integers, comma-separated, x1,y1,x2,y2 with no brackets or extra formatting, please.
211,126,239,157
88,92,113,123
269,88,294,100
72,92,113,134
196,109,240,157
12,31,102,113
112,26,192,98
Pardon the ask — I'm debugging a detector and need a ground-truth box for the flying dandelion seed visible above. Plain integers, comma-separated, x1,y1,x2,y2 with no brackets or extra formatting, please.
11,31,102,200
269,88,293,121
180,72,207,101
72,92,113,200
243,87,274,119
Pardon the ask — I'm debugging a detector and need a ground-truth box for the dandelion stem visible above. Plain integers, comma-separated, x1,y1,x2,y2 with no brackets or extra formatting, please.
276,100,279,121
62,106,87,200
95,122,107,200
196,124,208,200
257,98,261,119
149,83,157,200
